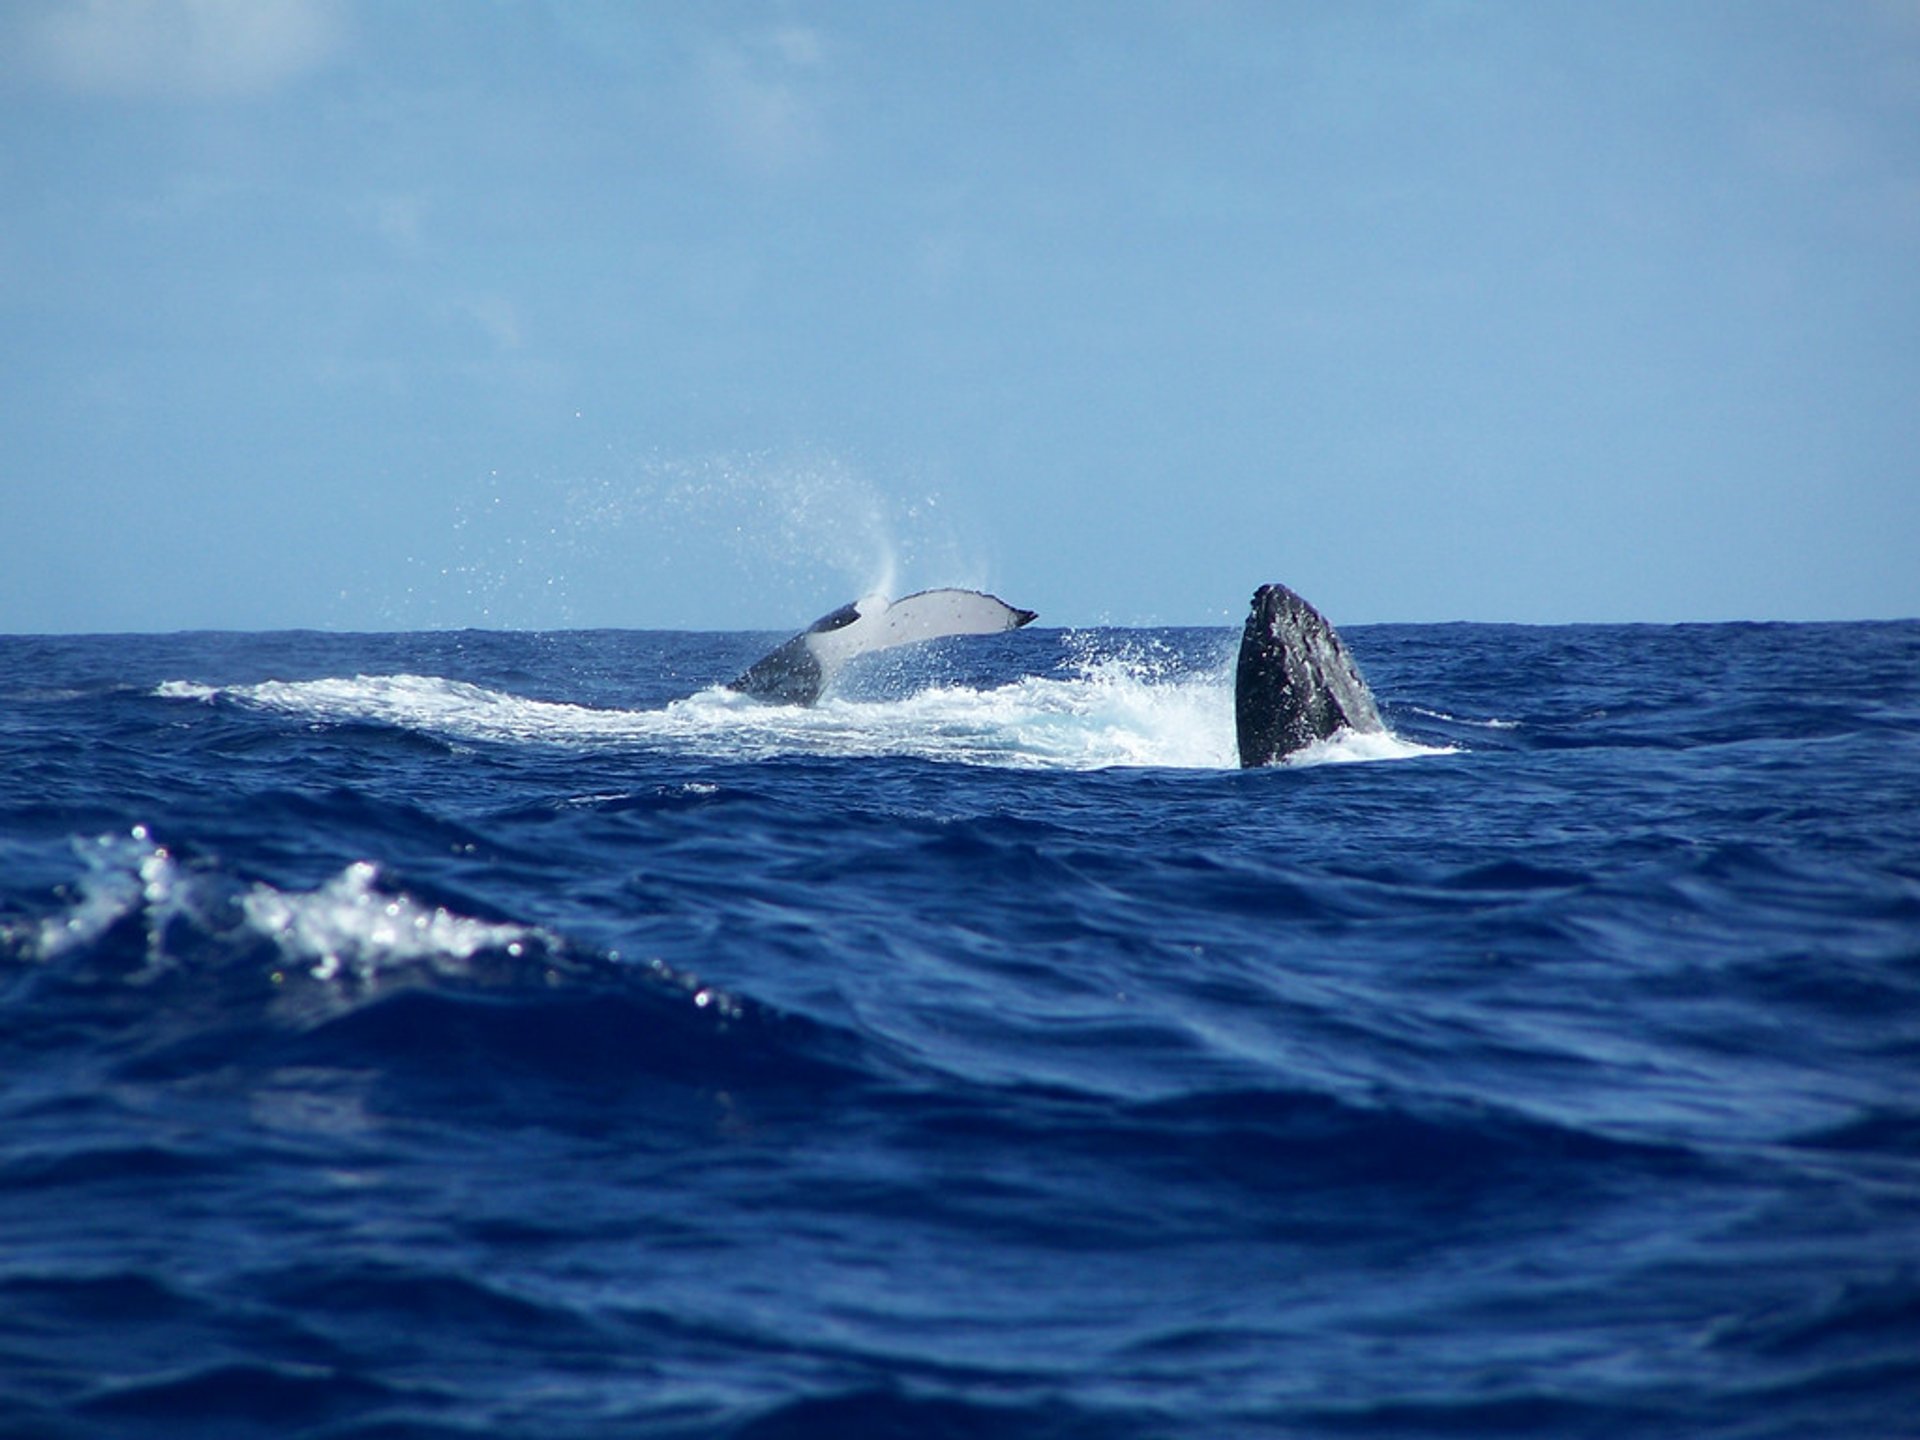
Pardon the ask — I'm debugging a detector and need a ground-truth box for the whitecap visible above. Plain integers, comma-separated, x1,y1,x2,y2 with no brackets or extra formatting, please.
240,860,549,987
18,825,189,972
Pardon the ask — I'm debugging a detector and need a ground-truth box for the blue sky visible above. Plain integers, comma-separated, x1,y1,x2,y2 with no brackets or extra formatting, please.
4,1,1917,633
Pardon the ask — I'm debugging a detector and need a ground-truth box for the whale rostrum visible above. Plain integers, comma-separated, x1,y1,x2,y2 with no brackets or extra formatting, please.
1234,583,1384,767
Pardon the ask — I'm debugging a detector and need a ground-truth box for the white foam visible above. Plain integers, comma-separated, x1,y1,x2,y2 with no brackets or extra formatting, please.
1276,728,1455,766
241,860,547,986
7,830,554,991
25,825,184,965
1405,704,1518,731
158,660,1448,772
232,674,617,744
153,680,217,702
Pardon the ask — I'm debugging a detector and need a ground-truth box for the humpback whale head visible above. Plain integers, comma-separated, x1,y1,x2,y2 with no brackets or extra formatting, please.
1235,583,1383,767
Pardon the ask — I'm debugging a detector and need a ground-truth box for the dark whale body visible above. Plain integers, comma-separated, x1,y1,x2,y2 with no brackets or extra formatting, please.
1235,583,1384,767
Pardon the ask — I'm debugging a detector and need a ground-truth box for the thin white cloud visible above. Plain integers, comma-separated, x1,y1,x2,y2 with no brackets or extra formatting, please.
764,23,825,69
360,192,430,255
29,0,344,100
701,24,829,175
447,293,523,353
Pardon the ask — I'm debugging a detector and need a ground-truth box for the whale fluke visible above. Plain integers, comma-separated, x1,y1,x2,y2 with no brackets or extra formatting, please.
728,589,1038,706
1235,583,1383,767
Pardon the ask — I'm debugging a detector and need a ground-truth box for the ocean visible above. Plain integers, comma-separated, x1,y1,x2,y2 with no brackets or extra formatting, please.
1,617,1916,1439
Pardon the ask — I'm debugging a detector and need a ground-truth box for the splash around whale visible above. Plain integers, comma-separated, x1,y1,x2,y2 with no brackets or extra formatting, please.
728,582,1386,767
155,583,1425,772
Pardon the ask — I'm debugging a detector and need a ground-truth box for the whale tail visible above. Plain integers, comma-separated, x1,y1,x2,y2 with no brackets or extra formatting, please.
1235,583,1383,767
728,589,1037,706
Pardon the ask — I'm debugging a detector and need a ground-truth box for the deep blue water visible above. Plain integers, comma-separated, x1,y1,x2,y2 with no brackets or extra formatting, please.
2,619,1917,1439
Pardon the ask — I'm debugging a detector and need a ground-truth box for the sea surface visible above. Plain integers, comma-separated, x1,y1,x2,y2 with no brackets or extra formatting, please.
2,618,1917,1439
